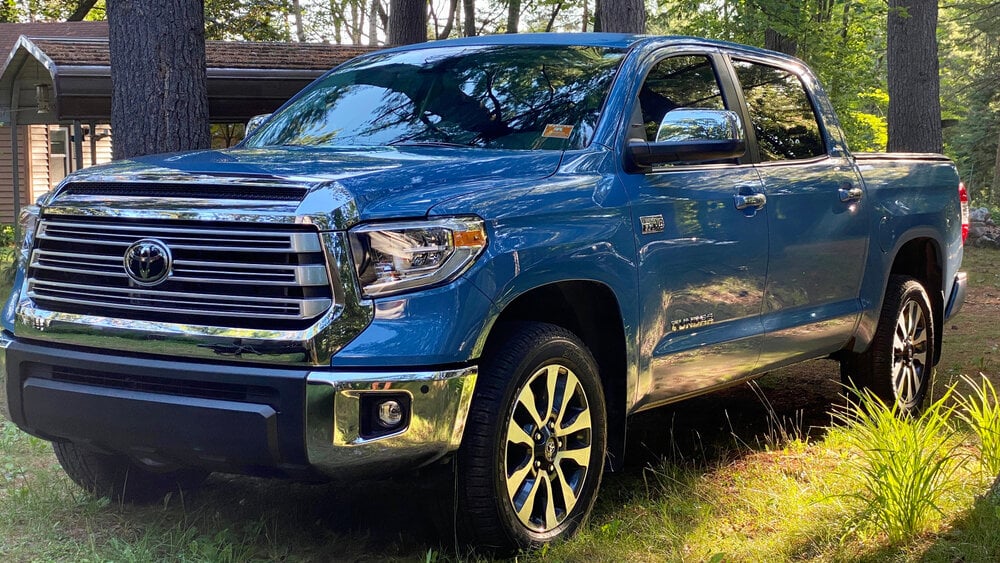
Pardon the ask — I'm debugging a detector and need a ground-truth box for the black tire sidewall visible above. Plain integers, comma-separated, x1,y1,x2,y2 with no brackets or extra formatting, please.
869,275,936,413
459,322,607,551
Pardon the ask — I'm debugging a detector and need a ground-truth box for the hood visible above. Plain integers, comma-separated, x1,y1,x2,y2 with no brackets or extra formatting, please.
54,147,564,229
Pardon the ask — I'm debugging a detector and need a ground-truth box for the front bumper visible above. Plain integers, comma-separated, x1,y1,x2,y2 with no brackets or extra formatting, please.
1,336,477,479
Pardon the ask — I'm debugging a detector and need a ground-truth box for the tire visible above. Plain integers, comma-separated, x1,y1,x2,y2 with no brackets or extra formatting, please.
457,322,607,553
53,441,208,503
841,275,936,416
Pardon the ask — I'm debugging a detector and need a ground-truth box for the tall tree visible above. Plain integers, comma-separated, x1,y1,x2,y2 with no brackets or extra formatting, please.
107,0,210,159
887,0,943,153
387,0,426,44
597,0,645,33
506,0,519,33
462,0,475,36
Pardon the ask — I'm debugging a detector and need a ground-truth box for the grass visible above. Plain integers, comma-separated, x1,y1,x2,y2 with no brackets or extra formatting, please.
833,387,965,543
1,246,1000,561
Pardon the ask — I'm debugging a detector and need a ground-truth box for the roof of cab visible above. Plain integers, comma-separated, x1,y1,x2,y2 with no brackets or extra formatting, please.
372,32,805,68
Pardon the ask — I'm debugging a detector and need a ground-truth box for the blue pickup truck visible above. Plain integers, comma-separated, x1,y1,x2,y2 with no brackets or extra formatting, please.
1,33,968,551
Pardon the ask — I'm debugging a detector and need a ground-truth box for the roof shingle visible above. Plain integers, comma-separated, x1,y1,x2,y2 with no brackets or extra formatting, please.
29,37,374,71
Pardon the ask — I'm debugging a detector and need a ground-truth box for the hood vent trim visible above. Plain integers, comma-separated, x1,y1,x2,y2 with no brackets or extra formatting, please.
58,182,308,202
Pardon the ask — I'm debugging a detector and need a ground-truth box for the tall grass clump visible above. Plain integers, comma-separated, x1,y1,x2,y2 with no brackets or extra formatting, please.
833,386,966,542
956,374,1000,478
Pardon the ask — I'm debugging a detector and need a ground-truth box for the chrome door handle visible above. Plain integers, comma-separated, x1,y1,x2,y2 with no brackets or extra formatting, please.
734,193,767,211
839,186,863,202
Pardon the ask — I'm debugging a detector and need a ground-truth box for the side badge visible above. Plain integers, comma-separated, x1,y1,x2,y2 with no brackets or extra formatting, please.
640,214,665,235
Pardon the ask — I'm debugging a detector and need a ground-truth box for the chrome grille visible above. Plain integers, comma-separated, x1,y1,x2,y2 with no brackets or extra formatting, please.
27,217,334,329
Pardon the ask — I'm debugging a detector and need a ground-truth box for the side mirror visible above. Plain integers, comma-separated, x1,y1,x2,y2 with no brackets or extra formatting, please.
627,108,745,171
245,113,272,138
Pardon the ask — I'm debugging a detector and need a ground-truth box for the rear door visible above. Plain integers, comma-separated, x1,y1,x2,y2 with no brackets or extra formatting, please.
726,55,871,369
618,50,769,411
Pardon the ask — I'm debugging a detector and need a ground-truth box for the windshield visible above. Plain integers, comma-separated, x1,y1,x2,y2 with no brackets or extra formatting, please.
244,44,627,151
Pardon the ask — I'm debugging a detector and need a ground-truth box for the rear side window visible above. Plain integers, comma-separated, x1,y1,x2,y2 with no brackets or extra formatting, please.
732,60,826,162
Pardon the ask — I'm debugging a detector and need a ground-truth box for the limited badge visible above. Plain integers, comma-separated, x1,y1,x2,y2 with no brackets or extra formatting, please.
541,124,574,139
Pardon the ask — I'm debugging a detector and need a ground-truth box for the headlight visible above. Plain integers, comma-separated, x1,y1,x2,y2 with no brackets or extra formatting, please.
17,205,40,267
349,216,487,298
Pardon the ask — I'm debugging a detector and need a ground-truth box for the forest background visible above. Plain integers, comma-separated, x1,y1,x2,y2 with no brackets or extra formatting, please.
4,0,999,206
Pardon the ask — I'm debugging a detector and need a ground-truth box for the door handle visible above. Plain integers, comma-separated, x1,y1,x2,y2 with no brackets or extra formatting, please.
839,186,863,203
734,193,767,211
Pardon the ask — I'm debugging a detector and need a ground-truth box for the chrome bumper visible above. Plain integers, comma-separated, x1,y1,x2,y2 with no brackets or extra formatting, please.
945,271,968,321
305,366,477,476
0,332,10,421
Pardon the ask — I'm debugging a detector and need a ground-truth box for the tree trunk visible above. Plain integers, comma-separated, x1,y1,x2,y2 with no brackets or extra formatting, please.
993,129,1000,200
292,0,305,41
765,28,798,56
887,0,943,153
597,0,645,33
68,0,100,21
593,0,601,31
437,0,457,39
388,0,426,45
107,0,210,160
369,0,379,44
506,0,519,33
463,0,475,36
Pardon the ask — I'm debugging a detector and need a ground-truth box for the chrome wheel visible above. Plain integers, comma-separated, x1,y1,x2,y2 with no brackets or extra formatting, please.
892,298,930,410
503,363,592,533
842,275,935,417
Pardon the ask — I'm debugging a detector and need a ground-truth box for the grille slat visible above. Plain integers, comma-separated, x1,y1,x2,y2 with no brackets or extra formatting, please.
58,181,308,202
28,217,334,329
39,220,321,252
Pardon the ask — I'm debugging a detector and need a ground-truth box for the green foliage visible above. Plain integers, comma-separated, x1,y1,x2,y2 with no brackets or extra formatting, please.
833,386,967,542
204,0,291,41
956,374,1000,477
940,2,1000,204
0,224,14,248
0,0,17,22
22,0,104,21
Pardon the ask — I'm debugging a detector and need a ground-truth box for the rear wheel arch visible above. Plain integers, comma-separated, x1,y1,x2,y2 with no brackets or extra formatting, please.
887,237,943,365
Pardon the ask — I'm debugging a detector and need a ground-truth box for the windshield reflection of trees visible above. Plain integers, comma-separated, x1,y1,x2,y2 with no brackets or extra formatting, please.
250,46,624,150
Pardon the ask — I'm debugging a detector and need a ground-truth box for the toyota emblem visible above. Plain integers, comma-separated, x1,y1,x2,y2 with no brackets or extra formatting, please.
123,238,172,286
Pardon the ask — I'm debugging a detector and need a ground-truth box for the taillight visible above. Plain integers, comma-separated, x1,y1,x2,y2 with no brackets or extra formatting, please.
959,181,970,244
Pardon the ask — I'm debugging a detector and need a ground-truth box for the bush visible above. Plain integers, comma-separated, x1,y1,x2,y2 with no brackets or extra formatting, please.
956,374,1000,478
0,225,13,248
834,386,966,542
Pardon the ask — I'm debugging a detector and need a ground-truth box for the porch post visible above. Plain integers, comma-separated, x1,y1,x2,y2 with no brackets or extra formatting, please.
73,120,84,171
11,82,20,237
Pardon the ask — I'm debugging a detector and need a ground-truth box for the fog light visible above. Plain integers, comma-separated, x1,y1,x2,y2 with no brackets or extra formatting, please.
377,400,403,428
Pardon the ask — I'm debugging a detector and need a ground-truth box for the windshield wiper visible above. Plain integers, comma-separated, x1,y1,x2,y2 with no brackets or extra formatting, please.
387,140,473,148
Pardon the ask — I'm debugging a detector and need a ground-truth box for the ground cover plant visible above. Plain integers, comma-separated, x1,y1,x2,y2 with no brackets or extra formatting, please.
1,246,999,561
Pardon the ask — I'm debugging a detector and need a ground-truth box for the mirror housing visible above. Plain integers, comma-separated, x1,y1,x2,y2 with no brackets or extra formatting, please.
245,113,272,138
627,108,746,172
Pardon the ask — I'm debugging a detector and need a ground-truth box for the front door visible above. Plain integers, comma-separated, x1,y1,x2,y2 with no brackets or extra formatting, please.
619,52,769,411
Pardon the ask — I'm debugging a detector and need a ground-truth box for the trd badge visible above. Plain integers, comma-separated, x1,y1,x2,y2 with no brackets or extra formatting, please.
640,214,665,235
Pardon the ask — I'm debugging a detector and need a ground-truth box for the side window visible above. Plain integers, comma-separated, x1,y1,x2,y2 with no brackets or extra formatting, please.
632,55,726,142
731,60,826,161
